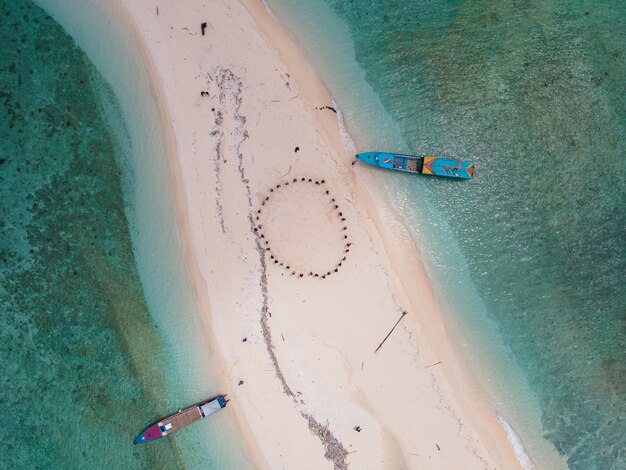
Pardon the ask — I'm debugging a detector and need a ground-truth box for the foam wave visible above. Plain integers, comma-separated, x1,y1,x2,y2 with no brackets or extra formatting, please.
262,0,278,22
332,98,357,156
498,414,534,470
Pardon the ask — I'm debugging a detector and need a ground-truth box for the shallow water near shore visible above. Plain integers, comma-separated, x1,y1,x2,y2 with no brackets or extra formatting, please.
267,0,625,468
1,0,249,467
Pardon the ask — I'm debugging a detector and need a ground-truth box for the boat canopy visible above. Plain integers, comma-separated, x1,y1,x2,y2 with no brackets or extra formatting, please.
200,399,223,417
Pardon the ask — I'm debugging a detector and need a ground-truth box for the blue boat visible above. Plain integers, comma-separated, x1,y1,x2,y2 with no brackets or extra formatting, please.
134,395,227,444
355,152,474,179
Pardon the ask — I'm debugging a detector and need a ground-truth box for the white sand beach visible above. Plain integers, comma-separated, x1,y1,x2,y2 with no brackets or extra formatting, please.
61,0,526,467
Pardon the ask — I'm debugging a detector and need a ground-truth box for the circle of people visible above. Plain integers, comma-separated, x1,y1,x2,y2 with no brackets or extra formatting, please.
254,177,352,279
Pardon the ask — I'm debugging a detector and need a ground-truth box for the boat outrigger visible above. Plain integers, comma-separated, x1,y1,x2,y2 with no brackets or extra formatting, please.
134,395,228,444
355,152,474,179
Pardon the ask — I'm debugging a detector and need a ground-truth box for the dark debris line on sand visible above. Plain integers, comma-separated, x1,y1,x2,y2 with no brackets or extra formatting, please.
210,67,349,470
214,67,295,398
205,72,227,235
302,414,349,470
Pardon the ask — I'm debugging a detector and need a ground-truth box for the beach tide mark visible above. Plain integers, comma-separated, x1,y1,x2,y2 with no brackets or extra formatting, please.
205,72,227,234
209,66,349,469
212,136,227,234
256,179,353,469
208,67,295,398
206,68,250,236
302,414,349,470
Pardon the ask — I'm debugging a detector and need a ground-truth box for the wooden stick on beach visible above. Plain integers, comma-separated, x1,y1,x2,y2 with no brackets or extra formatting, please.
424,361,442,369
374,311,407,353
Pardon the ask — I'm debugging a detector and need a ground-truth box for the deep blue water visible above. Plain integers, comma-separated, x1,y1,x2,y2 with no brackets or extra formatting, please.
268,0,625,468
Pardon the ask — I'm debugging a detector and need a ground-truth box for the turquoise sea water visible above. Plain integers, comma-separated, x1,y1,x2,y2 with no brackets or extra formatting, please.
267,0,625,468
1,1,249,468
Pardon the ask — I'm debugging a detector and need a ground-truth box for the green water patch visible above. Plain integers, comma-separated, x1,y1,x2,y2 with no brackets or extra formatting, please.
318,0,625,468
0,0,185,466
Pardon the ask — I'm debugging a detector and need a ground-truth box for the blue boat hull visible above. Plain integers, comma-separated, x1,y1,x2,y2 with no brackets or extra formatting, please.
355,152,474,179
